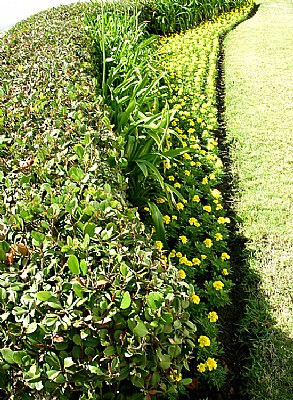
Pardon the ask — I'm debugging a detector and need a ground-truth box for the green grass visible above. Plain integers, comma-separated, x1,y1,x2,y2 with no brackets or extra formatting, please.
223,0,293,398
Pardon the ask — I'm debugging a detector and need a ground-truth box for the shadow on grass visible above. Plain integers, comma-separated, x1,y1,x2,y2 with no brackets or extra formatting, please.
205,8,293,399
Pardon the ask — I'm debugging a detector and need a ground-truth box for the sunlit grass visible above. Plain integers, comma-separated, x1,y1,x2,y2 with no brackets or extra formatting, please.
224,0,293,398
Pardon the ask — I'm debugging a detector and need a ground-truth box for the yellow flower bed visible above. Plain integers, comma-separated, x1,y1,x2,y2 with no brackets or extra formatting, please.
152,0,255,388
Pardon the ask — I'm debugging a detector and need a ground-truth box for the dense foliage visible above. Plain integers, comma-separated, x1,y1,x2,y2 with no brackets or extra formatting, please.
141,0,250,35
0,0,255,399
86,0,255,392
0,5,197,399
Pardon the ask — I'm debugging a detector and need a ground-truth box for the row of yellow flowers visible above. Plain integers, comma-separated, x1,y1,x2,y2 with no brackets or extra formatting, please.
150,1,255,388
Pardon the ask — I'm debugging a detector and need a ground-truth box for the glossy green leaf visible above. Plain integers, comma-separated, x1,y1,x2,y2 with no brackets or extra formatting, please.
147,292,163,310
64,357,75,368
68,254,80,275
80,259,88,275
133,321,148,338
148,202,167,248
1,348,15,364
36,291,52,301
120,291,131,309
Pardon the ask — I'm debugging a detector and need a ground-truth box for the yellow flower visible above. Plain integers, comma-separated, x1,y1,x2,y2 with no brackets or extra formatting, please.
179,235,188,244
221,252,230,260
215,159,223,168
157,198,166,204
203,205,211,212
178,269,186,279
202,177,208,185
197,363,206,373
196,161,202,167
187,127,195,134
172,215,178,220
201,254,207,260
204,239,213,248
208,311,218,323
206,358,217,371
174,182,181,188
155,241,163,250
176,202,184,210
213,281,224,290
211,189,222,198
170,369,182,382
184,170,191,176
179,256,188,265
183,153,191,160
222,268,229,276
190,293,200,304
192,258,201,266
198,336,211,348
163,160,171,169
189,120,195,126
176,252,182,258
168,175,175,181
216,203,223,211
163,215,171,224
175,372,182,382
217,217,225,224
192,195,200,202
169,249,176,258
214,233,223,241
189,217,200,227
209,173,215,180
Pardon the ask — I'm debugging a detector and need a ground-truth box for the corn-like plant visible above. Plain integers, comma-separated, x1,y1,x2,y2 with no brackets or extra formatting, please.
140,0,250,35
86,2,191,245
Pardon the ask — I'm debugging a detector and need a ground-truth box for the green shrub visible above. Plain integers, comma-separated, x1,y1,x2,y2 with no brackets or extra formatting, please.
0,4,197,399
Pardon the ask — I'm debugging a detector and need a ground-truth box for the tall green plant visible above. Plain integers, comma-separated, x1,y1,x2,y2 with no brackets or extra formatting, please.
86,2,189,245
140,0,250,35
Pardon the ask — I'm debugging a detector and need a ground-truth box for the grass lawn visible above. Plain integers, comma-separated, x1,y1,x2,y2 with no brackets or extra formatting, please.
223,0,293,398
